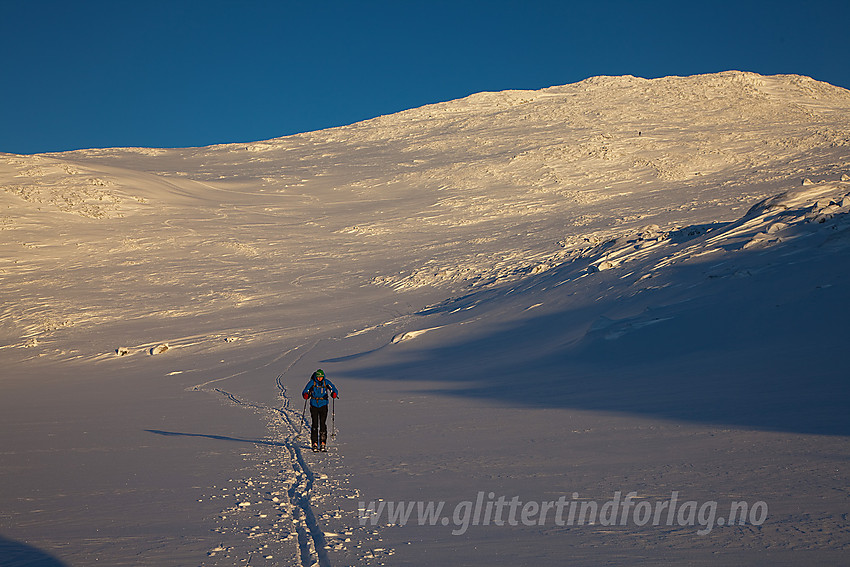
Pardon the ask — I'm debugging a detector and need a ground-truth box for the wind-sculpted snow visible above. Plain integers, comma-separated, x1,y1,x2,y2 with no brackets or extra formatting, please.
2,72,850,566
3,72,847,359
0,155,144,218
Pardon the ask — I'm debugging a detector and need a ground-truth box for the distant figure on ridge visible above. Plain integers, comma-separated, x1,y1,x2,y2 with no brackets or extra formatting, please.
302,369,338,452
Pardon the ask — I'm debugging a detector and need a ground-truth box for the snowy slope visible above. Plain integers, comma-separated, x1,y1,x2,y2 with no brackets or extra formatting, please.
1,71,849,566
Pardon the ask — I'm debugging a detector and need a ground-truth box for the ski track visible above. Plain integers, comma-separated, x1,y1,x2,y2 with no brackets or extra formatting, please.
202,383,330,567
272,372,332,567
188,340,363,567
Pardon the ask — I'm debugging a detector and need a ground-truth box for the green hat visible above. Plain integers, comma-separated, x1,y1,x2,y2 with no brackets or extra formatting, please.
313,369,325,379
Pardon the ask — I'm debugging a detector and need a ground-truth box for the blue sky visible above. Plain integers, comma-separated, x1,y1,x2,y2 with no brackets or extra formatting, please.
2,0,848,154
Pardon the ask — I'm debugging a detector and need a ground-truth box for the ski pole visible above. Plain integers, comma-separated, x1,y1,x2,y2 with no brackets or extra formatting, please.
331,396,336,439
299,397,308,434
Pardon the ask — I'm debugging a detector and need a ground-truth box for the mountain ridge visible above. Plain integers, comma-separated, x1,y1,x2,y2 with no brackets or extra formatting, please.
1,70,848,360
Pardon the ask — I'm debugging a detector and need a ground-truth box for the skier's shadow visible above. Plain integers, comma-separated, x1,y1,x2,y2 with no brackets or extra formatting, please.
145,429,286,447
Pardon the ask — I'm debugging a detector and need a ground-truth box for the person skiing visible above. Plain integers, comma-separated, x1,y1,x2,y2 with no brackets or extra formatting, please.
302,369,338,451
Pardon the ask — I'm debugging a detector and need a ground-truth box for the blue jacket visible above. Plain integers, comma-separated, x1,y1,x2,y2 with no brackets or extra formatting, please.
303,378,338,408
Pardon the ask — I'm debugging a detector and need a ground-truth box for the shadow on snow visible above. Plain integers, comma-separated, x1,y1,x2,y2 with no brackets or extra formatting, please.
0,535,67,567
338,235,850,437
144,429,287,447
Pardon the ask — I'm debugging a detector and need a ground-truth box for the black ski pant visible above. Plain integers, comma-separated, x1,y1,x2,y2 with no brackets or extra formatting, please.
310,404,329,446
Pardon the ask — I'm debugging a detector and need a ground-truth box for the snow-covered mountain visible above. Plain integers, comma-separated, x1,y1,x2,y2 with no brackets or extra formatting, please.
1,71,849,566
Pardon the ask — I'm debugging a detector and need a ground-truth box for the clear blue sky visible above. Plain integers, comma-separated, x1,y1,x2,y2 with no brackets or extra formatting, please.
2,0,848,154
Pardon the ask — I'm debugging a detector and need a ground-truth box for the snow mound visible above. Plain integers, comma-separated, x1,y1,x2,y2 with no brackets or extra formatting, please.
391,327,443,344
149,344,170,355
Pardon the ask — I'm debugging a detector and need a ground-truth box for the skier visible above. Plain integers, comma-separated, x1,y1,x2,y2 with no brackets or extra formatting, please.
302,369,338,451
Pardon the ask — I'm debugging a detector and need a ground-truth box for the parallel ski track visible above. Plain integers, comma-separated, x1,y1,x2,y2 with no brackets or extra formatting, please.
191,340,332,567
274,371,332,567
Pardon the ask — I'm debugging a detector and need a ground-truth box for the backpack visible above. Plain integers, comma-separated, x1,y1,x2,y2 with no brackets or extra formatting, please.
309,379,330,400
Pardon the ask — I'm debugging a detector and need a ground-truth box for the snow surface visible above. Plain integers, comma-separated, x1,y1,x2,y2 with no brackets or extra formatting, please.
1,71,849,565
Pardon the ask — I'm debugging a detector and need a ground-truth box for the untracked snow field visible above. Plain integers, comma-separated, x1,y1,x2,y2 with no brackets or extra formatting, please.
1,72,850,566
